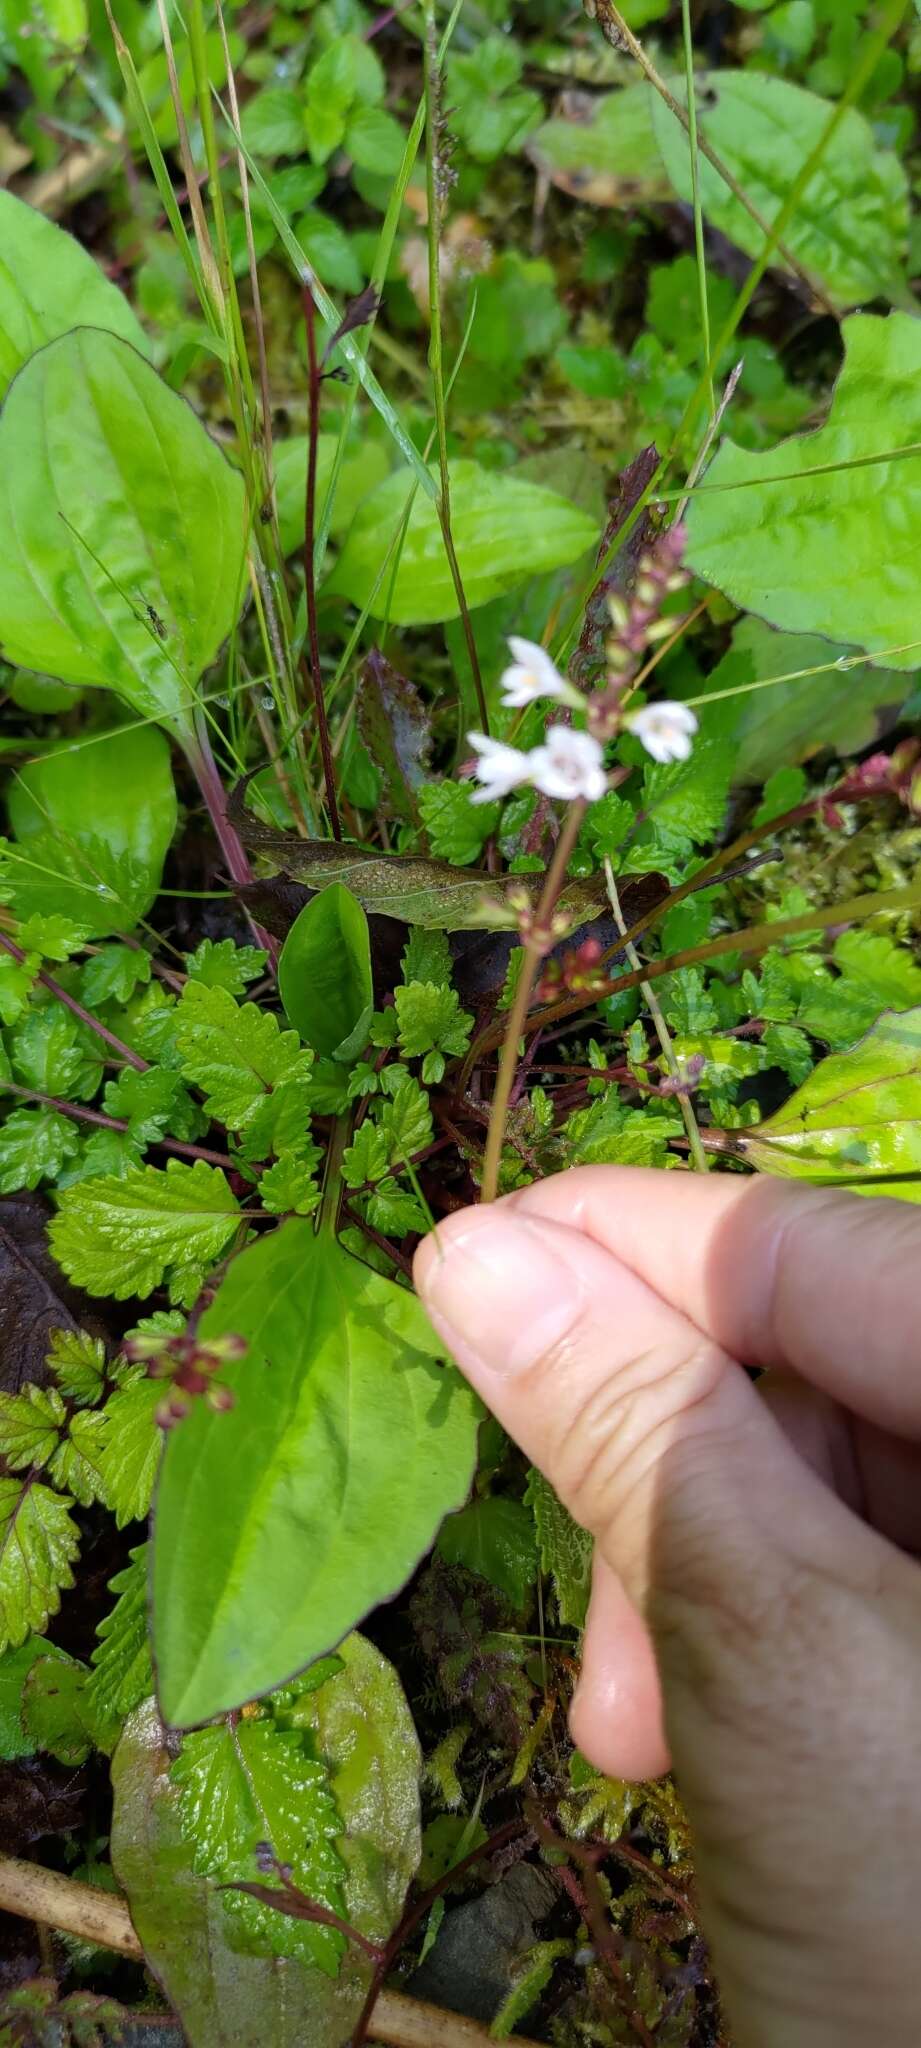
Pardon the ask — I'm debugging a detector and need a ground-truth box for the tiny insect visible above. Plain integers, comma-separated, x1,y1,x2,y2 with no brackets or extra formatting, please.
144,602,167,640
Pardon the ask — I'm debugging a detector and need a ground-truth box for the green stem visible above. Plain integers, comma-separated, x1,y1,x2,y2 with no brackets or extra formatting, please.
319,1114,352,1237
481,804,586,1204
680,0,712,419
604,861,709,1174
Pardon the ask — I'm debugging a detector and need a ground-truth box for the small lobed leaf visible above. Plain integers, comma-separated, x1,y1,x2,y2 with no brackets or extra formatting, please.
0,1384,65,1473
94,1370,163,1528
183,938,268,994
175,982,314,1133
171,1718,346,1973
0,1108,80,1194
0,1477,80,1650
49,1160,242,1304
525,1468,593,1630
87,1546,153,1733
394,982,473,1062
437,1497,537,1609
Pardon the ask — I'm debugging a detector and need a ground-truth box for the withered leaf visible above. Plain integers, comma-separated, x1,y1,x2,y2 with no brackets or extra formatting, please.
356,650,432,824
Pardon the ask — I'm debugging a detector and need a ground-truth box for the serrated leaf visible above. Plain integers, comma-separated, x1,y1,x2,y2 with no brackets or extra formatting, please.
417,781,498,868
183,939,267,993
525,1469,593,1630
653,72,907,305
48,1406,110,1509
400,929,452,988
175,982,314,1134
21,1652,94,1765
341,1120,389,1189
10,1003,100,1101
0,1478,80,1649
111,1646,415,2048
46,1329,107,1405
0,1637,70,1760
0,1385,65,1472
16,914,88,963
81,946,152,1008
258,1154,321,1216
656,968,719,1035
103,1067,203,1150
0,949,39,1025
153,1219,479,1724
437,1497,537,1609
0,330,246,741
327,459,597,625
172,1718,346,1972
394,982,473,1061
87,1546,152,1733
641,736,734,848
0,190,148,400
686,314,921,668
0,1108,80,1193
94,1371,162,1527
278,886,373,1061
378,1076,434,1163
734,1007,921,1182
49,1160,241,1303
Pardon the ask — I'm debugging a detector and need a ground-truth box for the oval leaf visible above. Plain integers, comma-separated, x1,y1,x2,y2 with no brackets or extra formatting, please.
3,726,177,936
274,434,390,556
653,71,907,305
0,329,247,738
686,313,921,671
732,1007,921,1183
0,191,149,401
527,85,669,208
327,459,598,625
153,1220,479,1726
278,885,373,1060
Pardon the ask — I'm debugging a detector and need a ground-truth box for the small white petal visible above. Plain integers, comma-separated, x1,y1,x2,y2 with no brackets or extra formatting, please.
498,637,579,711
529,724,607,804
465,732,533,803
626,701,698,766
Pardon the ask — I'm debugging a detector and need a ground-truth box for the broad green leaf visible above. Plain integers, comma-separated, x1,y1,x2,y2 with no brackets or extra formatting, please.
652,72,907,304
733,1008,921,1182
694,619,911,782
153,1219,479,1724
0,191,148,400
172,1717,346,1972
274,435,390,556
87,1547,152,1734
234,815,607,930
528,85,669,207
49,1160,241,1304
0,1478,79,1650
175,982,315,1133
278,886,373,1061
4,726,177,936
112,1647,416,2047
686,314,921,669
437,1497,537,1609
0,1637,69,1759
327,460,598,625
0,330,246,740
525,1469,593,1630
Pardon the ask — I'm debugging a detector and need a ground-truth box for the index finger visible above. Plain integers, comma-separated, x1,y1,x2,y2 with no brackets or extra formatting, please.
510,1169,921,1437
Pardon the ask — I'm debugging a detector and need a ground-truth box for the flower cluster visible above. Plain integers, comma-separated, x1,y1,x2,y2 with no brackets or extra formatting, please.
124,1327,247,1428
467,626,698,806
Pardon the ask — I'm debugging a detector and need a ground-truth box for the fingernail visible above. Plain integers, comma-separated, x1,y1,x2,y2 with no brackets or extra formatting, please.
416,1211,582,1378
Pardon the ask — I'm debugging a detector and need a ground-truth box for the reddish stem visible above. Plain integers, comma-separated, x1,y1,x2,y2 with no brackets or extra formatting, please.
186,723,278,963
0,1078,235,1171
0,930,148,1073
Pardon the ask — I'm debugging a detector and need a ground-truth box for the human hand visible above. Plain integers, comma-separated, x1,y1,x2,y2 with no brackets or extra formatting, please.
414,1169,921,2048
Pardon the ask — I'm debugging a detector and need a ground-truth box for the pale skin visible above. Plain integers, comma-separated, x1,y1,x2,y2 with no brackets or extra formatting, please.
414,1169,921,2048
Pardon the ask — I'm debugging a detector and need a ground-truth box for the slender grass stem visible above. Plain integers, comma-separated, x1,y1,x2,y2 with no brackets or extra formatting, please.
302,283,343,840
423,0,489,733
481,804,586,1203
680,0,712,419
604,861,709,1173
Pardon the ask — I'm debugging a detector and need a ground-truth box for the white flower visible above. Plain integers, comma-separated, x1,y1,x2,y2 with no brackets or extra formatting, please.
529,724,608,804
625,700,698,765
498,637,583,711
466,732,533,804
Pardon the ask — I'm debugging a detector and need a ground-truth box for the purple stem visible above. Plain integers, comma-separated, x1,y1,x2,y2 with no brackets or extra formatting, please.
186,721,279,964
0,929,148,1072
0,1078,236,1171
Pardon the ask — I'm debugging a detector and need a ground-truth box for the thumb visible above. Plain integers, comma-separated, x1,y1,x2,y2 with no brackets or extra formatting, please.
414,1194,921,2047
